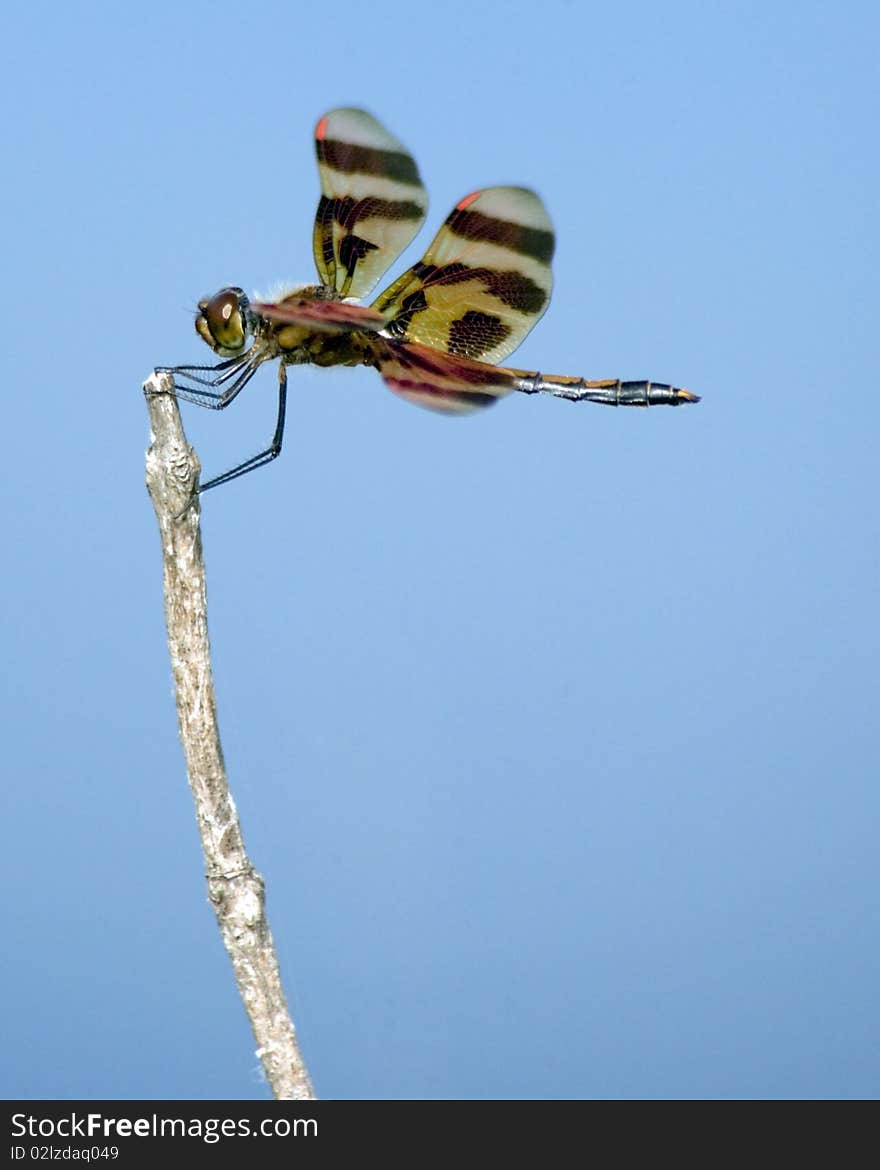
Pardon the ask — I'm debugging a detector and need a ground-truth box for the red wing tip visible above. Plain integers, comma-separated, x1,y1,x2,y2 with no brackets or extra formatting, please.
315,114,328,140
455,191,482,210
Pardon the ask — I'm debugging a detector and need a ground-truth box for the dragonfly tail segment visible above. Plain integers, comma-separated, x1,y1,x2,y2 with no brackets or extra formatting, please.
512,371,700,407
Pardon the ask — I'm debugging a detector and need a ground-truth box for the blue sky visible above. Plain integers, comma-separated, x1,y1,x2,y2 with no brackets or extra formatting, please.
2,0,877,1099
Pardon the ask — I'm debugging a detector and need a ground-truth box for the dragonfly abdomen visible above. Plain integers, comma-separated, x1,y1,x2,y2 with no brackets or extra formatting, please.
512,371,699,407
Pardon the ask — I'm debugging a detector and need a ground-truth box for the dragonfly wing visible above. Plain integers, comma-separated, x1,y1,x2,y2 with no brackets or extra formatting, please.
252,298,387,334
313,108,428,300
373,186,554,365
373,338,517,415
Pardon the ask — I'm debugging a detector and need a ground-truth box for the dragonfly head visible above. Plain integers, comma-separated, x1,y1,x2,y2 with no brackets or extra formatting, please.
195,287,252,356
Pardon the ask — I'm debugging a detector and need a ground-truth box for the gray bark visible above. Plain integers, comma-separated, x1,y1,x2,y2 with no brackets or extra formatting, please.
143,371,314,1101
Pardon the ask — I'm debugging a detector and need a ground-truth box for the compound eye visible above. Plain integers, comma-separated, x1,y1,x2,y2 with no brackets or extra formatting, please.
195,287,249,355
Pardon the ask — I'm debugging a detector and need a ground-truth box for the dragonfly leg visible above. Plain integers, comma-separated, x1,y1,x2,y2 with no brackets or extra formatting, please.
198,363,289,494
153,353,262,408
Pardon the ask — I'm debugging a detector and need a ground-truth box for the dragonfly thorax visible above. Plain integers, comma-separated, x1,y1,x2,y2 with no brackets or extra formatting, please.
195,287,253,356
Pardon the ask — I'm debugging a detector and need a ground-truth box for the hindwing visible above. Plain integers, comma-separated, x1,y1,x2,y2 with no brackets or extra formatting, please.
373,186,554,365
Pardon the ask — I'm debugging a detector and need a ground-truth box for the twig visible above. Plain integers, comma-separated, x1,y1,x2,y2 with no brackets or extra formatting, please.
143,371,315,1101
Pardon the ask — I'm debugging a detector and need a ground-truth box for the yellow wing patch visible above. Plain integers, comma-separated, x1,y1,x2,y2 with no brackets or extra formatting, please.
373,186,554,365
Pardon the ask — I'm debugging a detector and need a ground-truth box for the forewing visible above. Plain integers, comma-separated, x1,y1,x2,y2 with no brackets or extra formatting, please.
373,186,554,365
313,108,428,300
374,338,517,415
252,298,387,334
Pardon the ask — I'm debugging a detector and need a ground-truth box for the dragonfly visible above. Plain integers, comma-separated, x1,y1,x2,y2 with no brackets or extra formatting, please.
158,108,698,493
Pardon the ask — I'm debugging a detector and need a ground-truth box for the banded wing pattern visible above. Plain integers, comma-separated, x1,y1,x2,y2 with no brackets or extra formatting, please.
373,339,518,414
374,186,554,369
313,108,428,299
